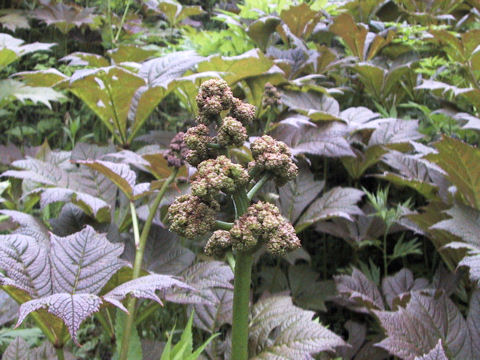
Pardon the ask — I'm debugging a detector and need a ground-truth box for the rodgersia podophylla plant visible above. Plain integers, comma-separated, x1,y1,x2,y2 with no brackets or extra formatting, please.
166,79,300,360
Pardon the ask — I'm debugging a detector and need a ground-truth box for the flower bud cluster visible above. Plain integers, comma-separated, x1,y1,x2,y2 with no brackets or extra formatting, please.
164,132,188,168
168,79,299,257
184,124,217,167
183,80,255,161
191,155,249,201
196,79,234,120
230,201,300,255
229,98,256,125
167,194,219,239
204,230,232,257
249,135,298,186
263,82,281,107
217,117,248,147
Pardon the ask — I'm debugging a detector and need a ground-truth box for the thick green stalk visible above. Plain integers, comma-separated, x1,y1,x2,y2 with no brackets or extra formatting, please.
119,168,179,360
231,188,252,360
231,251,253,360
233,188,249,218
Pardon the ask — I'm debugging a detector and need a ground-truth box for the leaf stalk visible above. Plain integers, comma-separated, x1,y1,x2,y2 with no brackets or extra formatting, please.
119,168,179,360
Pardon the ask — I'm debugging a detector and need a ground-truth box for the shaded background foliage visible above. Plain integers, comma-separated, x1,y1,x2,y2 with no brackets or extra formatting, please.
1,0,480,359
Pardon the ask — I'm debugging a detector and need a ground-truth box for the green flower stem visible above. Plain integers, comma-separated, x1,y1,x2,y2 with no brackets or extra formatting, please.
231,188,252,360
119,168,179,360
135,301,161,326
383,224,391,277
130,202,140,248
207,142,222,149
95,311,114,339
215,220,233,230
233,188,249,217
114,0,133,43
247,174,270,200
56,348,65,360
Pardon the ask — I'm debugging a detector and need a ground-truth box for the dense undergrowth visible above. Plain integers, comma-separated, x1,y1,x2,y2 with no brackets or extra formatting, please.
0,0,480,359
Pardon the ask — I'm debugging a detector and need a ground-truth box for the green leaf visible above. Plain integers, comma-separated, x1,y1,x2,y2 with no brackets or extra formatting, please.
0,33,54,71
113,310,142,360
77,160,150,201
0,79,65,109
197,49,279,85
330,13,393,60
246,16,281,51
147,0,203,27
279,3,320,39
353,63,411,105
0,11,30,31
15,69,68,87
61,52,110,67
427,136,480,209
69,66,145,144
171,311,193,358
341,146,387,180
391,237,422,260
107,45,157,64
160,311,217,360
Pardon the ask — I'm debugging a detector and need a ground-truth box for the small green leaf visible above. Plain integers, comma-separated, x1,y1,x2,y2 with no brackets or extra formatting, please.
113,310,142,360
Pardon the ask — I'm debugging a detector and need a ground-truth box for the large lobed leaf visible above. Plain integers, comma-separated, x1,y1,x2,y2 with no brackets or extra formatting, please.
427,136,480,210
249,295,346,359
32,0,95,34
379,149,447,198
278,163,324,224
0,33,54,71
77,160,150,200
335,268,385,313
272,121,355,158
3,336,75,360
2,144,116,222
414,340,448,360
374,290,480,360
0,79,65,109
431,203,480,282
0,225,192,343
69,66,145,144
296,187,364,232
